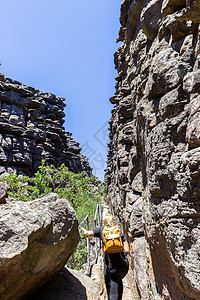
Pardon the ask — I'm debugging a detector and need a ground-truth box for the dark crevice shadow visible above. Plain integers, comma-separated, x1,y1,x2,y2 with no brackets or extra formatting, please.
27,267,88,300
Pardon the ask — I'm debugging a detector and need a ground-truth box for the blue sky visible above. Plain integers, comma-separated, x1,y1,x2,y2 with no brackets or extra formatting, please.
0,0,122,179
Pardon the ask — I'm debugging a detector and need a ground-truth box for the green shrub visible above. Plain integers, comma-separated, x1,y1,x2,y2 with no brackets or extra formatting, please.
2,160,105,270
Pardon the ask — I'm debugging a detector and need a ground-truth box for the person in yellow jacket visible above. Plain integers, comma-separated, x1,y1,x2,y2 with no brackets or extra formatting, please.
81,213,129,300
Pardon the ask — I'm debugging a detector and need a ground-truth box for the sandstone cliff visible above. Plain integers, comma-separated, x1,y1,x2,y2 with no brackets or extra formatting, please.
0,74,92,177
105,0,200,299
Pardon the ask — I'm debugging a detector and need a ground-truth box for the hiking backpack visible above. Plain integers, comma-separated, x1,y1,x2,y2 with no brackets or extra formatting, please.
102,225,124,254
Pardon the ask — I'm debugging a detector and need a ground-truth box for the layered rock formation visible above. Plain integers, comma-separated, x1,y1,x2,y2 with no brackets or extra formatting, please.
106,0,200,299
0,193,80,300
0,74,92,177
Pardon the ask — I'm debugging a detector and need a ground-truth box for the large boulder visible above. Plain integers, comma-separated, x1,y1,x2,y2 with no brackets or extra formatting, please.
29,267,103,300
0,193,80,300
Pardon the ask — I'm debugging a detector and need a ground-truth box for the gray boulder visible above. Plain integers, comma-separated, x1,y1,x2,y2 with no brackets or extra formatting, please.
29,267,103,300
0,193,80,300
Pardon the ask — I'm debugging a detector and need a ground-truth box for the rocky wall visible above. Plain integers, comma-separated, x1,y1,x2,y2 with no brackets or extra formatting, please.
0,74,92,177
105,0,200,299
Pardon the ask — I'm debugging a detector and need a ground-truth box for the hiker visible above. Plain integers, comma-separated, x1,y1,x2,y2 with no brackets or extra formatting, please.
81,213,129,300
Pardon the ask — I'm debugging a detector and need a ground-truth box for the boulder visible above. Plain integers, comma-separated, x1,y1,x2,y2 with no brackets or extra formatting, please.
91,257,107,299
176,0,200,23
29,267,103,300
0,193,80,300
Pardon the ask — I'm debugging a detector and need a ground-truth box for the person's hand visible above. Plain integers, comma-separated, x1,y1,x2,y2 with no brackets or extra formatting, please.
79,226,94,237
79,226,88,237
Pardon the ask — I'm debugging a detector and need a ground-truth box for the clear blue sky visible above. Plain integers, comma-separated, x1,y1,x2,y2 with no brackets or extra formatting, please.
0,0,122,180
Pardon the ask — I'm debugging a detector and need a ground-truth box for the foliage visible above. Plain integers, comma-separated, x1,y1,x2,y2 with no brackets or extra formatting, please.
1,160,105,270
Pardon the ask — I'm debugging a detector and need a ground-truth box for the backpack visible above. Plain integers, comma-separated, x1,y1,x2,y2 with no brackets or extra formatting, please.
102,225,124,254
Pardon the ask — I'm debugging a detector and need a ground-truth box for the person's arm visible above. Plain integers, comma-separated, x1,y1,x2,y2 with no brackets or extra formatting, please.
121,230,130,255
80,227,94,237
123,240,130,254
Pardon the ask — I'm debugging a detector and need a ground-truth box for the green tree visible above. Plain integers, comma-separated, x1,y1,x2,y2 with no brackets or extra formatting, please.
1,160,105,270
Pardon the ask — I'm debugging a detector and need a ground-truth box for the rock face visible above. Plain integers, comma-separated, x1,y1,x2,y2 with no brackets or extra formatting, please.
0,193,80,300
0,181,8,204
106,0,200,299
0,74,92,177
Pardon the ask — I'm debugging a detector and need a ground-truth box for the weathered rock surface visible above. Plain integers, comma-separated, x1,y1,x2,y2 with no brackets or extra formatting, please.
106,0,200,299
90,257,106,300
0,74,92,177
0,181,8,204
29,267,103,300
0,193,80,300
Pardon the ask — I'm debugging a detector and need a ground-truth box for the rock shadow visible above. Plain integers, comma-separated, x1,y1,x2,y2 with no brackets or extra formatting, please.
28,267,88,300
